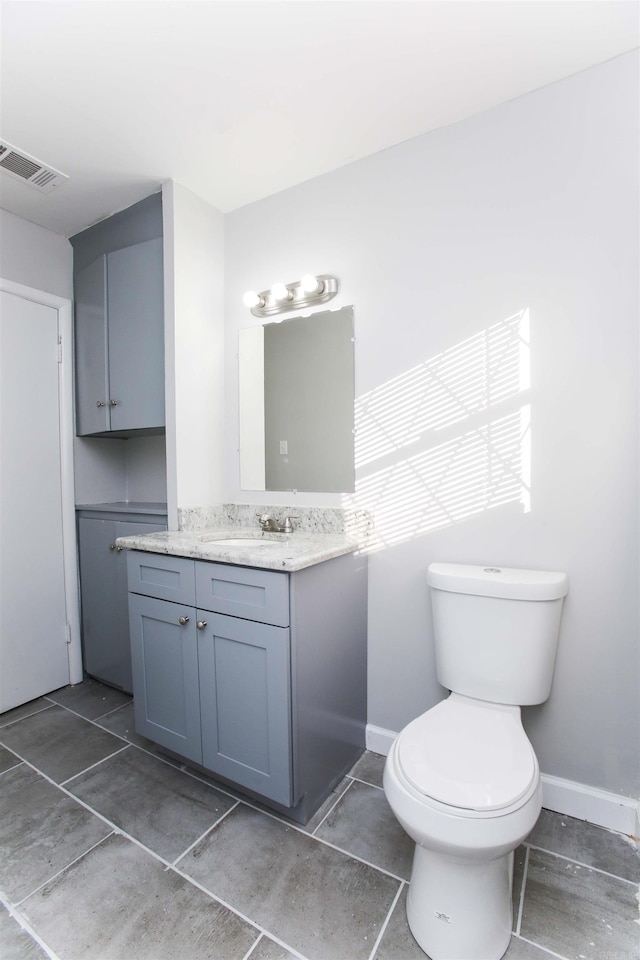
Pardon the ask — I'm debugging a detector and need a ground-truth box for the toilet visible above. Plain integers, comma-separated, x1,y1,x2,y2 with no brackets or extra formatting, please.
383,562,568,960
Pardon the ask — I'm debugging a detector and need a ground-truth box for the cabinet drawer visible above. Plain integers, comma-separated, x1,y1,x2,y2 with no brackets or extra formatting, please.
127,551,195,605
195,562,289,626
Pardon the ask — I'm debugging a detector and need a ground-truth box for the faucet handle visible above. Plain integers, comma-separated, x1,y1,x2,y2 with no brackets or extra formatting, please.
282,515,298,533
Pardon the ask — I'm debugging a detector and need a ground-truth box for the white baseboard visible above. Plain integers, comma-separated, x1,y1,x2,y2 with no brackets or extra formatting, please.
366,723,639,840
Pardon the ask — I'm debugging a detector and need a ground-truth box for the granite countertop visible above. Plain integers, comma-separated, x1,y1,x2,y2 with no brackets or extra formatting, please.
115,527,361,572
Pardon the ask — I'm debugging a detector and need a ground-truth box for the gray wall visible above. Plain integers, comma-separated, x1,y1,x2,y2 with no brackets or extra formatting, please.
225,51,639,799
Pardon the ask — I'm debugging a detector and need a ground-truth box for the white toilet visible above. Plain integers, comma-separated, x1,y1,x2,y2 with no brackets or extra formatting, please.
383,562,568,960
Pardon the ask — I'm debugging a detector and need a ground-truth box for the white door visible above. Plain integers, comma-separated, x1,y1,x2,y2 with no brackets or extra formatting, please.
0,290,71,711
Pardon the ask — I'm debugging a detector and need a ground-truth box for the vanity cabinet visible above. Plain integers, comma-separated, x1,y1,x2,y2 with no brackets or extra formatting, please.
74,236,164,437
77,505,167,694
127,549,367,822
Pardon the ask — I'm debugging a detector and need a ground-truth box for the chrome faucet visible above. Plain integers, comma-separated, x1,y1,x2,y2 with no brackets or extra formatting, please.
256,513,297,534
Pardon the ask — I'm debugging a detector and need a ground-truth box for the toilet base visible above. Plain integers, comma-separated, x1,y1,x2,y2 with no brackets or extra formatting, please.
407,845,514,960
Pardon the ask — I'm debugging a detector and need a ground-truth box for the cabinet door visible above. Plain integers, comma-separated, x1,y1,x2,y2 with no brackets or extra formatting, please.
75,255,109,435
129,593,202,763
199,612,292,805
79,520,165,693
107,237,164,432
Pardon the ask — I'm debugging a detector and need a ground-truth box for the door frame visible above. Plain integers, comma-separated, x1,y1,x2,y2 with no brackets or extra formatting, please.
0,277,82,685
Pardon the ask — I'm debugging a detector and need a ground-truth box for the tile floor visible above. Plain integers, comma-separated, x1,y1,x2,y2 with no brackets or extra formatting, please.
0,679,638,960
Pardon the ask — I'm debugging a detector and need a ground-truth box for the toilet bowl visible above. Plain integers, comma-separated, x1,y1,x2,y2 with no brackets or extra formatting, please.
384,563,568,960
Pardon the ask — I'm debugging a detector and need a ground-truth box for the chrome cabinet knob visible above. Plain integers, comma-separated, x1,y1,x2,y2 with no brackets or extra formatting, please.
96,400,106,407
109,399,118,406
196,620,207,630
178,616,190,625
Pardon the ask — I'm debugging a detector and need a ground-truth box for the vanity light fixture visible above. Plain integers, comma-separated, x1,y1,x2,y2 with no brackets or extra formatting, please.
243,274,339,318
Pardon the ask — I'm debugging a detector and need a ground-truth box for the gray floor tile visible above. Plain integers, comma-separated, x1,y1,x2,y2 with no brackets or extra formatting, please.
0,764,111,903
315,779,414,879
67,745,237,861
0,698,53,729
93,699,182,763
527,808,640,882
178,804,401,960
504,936,562,959
373,886,423,960
0,704,126,784
520,847,639,959
46,677,132,720
20,833,259,960
0,905,50,960
349,750,386,788
248,934,304,960
0,742,21,774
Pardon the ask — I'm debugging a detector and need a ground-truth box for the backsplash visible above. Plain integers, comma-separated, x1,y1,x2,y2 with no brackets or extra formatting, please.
177,503,374,540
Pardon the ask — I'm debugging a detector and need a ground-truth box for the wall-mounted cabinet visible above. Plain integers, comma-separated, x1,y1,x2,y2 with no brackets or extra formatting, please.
75,236,164,437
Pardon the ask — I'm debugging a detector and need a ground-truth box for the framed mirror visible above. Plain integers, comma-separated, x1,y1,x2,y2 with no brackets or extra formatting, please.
239,305,355,492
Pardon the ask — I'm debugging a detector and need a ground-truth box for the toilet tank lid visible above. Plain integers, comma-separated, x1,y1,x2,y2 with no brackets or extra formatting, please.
427,563,568,601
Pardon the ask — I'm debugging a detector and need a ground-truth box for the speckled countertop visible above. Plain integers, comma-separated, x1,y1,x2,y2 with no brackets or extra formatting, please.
115,527,362,572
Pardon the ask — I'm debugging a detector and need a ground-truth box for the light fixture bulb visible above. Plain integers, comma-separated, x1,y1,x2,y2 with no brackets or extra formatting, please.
301,274,323,295
243,290,263,309
271,282,291,302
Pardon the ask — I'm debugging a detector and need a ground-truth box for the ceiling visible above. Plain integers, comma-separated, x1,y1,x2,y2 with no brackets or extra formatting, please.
1,1,638,238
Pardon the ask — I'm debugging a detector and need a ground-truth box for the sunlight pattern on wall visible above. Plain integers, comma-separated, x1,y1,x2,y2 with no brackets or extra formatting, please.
354,310,531,548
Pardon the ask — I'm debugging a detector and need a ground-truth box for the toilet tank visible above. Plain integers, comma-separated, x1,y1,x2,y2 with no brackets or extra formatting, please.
427,563,568,706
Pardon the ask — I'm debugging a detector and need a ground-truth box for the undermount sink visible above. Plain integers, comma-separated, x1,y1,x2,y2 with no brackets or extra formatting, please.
200,536,281,547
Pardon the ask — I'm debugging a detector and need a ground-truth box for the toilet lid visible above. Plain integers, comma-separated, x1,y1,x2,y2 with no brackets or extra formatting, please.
396,696,537,812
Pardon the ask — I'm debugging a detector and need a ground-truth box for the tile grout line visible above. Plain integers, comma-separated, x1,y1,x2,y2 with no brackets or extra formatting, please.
515,844,530,936
168,799,241,869
235,793,410,883
59,742,131,786
241,933,266,960
526,842,640,885
0,889,63,960
366,880,406,960
12,832,117,908
0,701,55,730
0,750,181,872
311,777,356,835
512,932,572,959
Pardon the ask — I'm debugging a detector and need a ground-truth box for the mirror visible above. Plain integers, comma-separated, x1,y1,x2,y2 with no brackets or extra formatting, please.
239,306,355,492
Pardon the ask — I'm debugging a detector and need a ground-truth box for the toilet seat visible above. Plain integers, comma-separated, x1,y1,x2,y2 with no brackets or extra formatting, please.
396,694,537,812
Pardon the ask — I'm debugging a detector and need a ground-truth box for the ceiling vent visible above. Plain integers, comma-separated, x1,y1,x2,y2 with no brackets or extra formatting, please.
0,140,69,193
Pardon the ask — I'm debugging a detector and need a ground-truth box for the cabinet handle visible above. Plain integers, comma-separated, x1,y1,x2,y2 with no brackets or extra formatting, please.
109,543,116,551
178,616,190,625
109,399,118,406
96,401,106,407
196,620,207,630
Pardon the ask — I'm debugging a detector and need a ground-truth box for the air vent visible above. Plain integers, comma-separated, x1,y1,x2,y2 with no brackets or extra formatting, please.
0,141,68,193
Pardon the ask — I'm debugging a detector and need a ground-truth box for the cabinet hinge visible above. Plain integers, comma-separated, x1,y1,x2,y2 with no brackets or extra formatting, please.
57,336,63,364
64,623,72,645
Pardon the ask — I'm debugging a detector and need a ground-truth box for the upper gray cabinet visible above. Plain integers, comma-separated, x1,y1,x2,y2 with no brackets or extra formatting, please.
71,192,165,438
75,236,164,436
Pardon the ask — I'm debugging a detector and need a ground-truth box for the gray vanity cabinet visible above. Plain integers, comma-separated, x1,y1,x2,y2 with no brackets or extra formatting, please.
128,592,203,763
128,553,293,805
75,236,164,437
77,505,166,694
127,548,367,823
198,615,291,805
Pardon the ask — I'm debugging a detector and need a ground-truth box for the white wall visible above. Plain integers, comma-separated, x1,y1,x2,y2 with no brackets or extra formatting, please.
225,52,639,800
0,209,72,298
163,181,225,528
